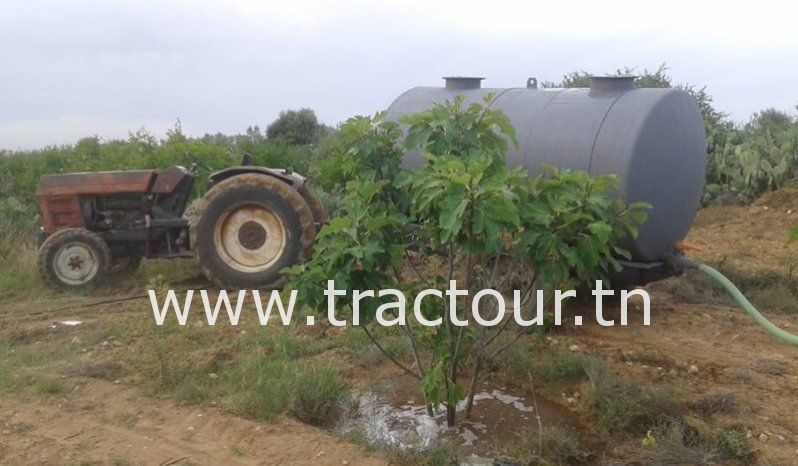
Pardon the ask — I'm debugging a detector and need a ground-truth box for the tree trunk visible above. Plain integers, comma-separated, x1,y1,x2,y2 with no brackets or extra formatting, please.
446,402,456,427
464,358,483,418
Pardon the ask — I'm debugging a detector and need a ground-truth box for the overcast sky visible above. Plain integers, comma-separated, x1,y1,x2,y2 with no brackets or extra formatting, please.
1,0,797,150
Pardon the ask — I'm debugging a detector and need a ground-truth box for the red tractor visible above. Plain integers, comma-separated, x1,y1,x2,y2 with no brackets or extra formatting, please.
35,154,327,291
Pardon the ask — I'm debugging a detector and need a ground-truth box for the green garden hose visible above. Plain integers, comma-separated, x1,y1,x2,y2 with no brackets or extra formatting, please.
678,258,798,347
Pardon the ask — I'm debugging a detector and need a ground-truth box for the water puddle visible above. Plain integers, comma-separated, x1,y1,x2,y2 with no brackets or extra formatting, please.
338,382,579,458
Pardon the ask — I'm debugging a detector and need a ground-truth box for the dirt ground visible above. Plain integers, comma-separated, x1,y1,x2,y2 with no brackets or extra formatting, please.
1,190,797,465
570,301,798,463
0,377,385,465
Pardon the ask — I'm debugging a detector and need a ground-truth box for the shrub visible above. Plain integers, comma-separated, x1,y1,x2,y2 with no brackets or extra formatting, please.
542,64,798,203
704,124,798,202
266,108,325,145
711,428,755,462
0,121,321,209
288,97,648,428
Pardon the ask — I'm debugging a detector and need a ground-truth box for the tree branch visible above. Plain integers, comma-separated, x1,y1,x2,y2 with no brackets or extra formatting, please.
360,324,420,380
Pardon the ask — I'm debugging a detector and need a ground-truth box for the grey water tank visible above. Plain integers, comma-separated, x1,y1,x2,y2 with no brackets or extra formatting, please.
385,76,706,278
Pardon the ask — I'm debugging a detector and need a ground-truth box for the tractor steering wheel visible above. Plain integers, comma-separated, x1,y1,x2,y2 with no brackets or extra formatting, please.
185,152,212,172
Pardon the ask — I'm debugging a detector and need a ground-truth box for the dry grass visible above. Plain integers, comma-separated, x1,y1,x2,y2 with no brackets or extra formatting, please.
584,363,683,434
643,421,755,465
653,262,798,314
694,390,739,417
0,220,43,297
499,426,591,465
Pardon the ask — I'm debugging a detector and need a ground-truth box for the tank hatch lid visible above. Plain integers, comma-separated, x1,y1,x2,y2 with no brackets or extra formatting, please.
589,75,637,93
443,76,485,90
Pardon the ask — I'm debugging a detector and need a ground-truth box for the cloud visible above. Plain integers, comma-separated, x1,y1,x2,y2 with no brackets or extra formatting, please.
1,0,796,149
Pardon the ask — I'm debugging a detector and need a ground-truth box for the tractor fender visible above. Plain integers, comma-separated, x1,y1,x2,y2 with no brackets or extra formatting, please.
207,166,306,192
203,165,327,233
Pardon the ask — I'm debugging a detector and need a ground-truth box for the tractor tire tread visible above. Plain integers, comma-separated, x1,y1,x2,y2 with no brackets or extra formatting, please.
191,174,315,289
298,182,329,230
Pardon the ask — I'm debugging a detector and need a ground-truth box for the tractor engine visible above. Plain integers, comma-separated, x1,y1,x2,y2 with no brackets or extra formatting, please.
91,194,149,231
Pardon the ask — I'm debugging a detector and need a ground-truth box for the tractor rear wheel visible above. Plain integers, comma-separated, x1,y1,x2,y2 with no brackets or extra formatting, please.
193,174,316,289
299,183,329,231
38,228,111,291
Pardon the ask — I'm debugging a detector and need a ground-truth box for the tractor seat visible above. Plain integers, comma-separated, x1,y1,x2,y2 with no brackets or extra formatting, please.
36,170,157,197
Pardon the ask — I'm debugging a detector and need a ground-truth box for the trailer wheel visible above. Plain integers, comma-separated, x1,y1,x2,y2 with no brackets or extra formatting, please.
193,174,316,289
38,228,111,292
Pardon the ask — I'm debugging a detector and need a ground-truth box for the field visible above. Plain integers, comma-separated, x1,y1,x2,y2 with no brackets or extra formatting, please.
1,188,797,465
2,68,798,465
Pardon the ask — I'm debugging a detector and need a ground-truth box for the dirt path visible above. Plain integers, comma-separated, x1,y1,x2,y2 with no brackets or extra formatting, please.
0,379,385,466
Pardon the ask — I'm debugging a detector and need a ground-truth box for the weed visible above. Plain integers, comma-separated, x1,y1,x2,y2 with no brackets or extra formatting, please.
711,428,755,462
223,352,346,426
382,441,456,466
268,329,338,360
113,411,139,428
230,444,247,457
140,258,202,289
286,364,346,426
751,359,787,376
0,360,34,391
129,314,349,426
644,422,755,465
224,357,289,421
584,364,683,434
531,347,603,391
645,422,714,465
340,326,410,367
72,361,126,381
351,335,410,368
0,336,84,393
750,282,797,314
500,426,591,465
499,341,605,393
35,377,65,395
694,391,739,417
654,264,798,313
0,219,42,297
80,400,104,411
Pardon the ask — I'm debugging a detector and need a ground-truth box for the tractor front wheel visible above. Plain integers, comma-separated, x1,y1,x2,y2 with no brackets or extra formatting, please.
193,174,316,289
38,228,111,291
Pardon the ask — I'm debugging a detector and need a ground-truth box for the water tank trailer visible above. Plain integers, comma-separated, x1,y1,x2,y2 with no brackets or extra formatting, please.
385,76,707,286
